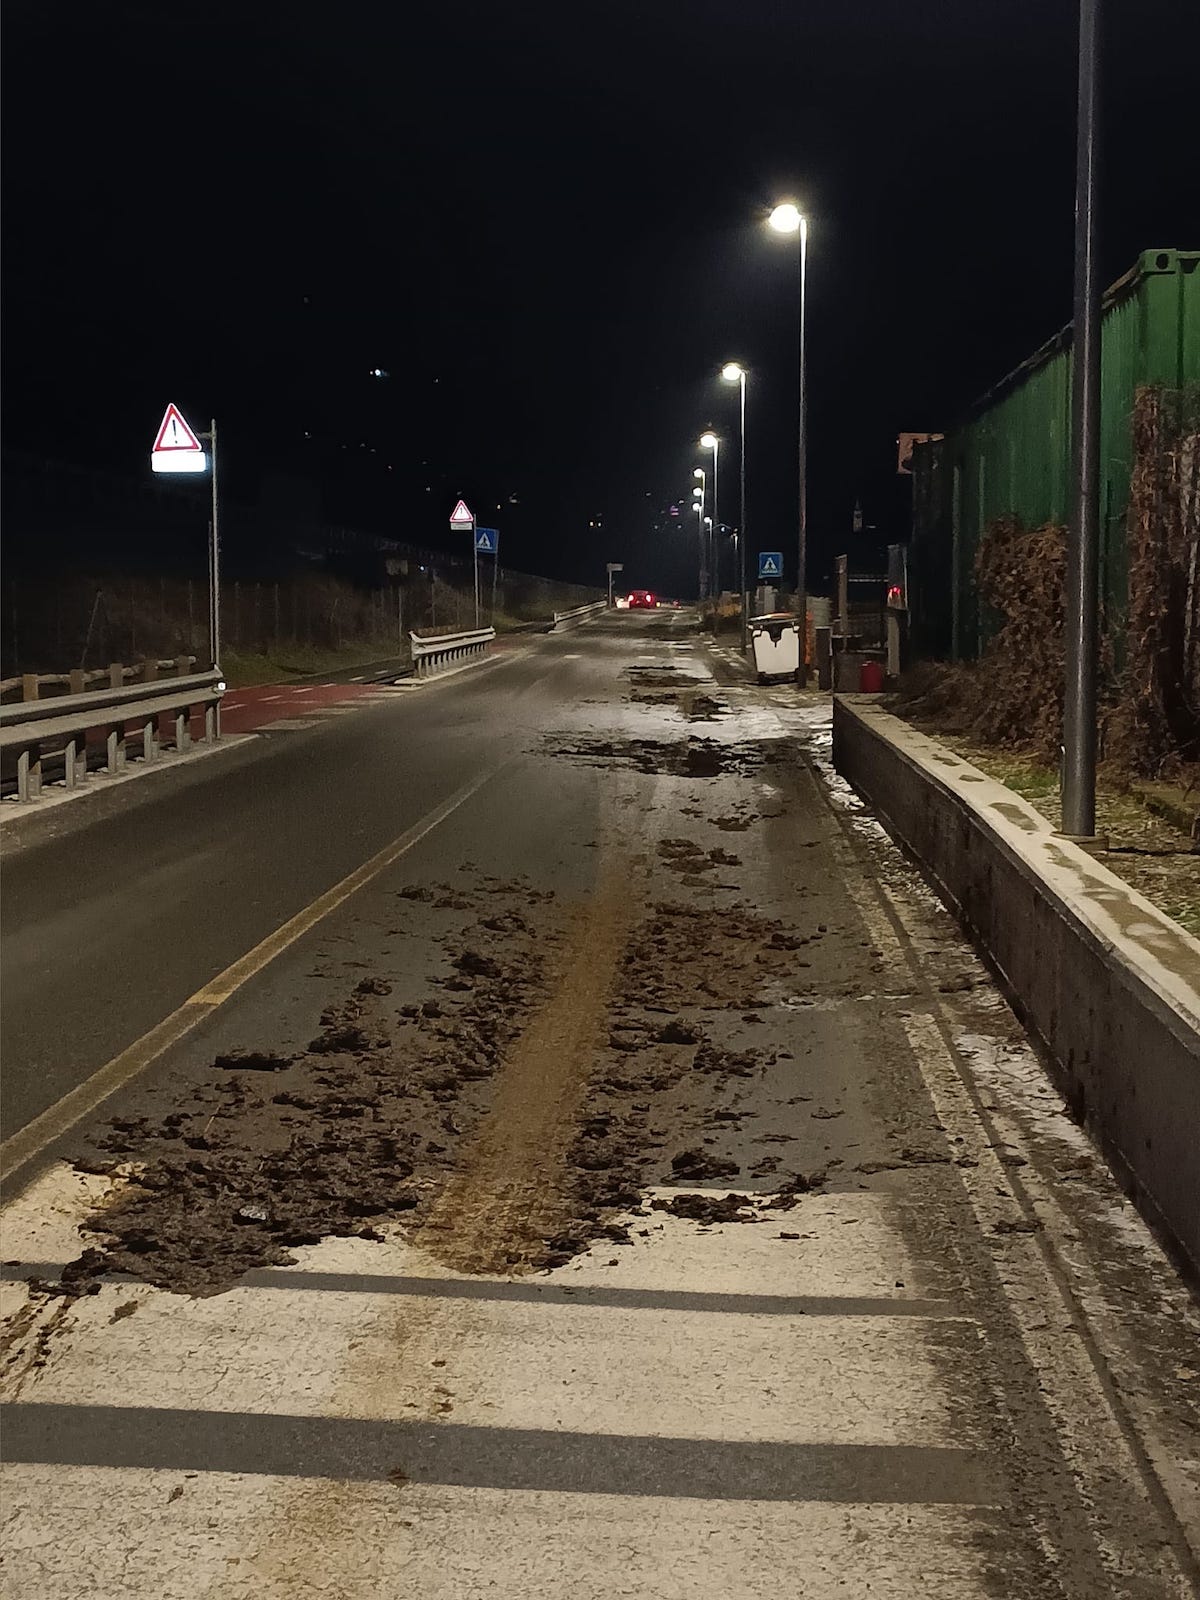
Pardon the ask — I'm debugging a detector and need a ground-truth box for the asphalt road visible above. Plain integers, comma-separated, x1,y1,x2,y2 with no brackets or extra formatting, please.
2,612,1198,1598
0,620,632,1142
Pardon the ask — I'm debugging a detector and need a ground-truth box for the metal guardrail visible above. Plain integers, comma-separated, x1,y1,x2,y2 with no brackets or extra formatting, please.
552,600,607,631
409,626,495,679
1,668,224,803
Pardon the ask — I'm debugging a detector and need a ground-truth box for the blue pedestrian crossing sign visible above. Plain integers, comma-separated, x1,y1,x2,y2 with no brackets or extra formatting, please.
757,551,783,580
475,527,499,555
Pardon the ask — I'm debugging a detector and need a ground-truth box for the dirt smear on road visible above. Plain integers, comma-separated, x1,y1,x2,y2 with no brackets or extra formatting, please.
415,859,636,1274
543,733,790,778
20,737,831,1301
45,879,559,1297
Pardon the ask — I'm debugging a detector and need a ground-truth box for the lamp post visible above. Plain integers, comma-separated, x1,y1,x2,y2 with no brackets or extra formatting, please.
1062,0,1102,839
721,363,748,650
692,467,707,603
768,201,808,683
699,433,720,609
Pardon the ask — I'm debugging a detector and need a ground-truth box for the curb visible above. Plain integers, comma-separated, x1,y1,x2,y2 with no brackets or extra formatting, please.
832,695,1200,1278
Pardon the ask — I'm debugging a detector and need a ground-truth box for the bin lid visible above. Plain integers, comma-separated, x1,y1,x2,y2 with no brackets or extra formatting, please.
749,612,798,626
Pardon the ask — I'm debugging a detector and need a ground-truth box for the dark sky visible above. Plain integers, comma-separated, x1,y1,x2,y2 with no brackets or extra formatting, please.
3,0,1197,595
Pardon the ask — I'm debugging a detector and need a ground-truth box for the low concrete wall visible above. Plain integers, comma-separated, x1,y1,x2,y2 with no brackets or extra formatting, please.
832,696,1200,1276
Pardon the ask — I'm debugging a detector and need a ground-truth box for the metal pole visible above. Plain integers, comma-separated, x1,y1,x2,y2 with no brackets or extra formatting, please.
209,419,221,671
796,218,809,685
473,538,480,629
711,438,720,606
739,372,749,650
1062,0,1101,838
696,469,706,604
491,549,498,625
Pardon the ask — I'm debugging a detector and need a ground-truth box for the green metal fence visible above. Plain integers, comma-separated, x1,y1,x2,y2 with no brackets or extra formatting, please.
910,248,1200,660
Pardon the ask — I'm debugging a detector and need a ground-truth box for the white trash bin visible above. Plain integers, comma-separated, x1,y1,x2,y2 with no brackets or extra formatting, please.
749,613,801,681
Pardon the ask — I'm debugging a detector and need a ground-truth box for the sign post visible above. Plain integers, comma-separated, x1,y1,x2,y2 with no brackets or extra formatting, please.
606,561,624,608
475,528,500,624
150,403,219,672
449,500,476,626
204,419,220,671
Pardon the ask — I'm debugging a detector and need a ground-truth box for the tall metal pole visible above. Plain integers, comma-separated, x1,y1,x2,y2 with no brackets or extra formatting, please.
739,371,748,651
1062,0,1101,837
472,535,480,629
209,418,221,671
711,438,720,603
695,468,706,604
796,219,809,685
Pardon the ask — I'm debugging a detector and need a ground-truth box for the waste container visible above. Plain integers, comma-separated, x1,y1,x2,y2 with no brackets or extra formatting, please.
750,613,801,682
860,658,885,693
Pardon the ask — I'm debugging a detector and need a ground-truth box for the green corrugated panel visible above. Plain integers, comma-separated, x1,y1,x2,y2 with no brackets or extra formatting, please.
912,249,1200,660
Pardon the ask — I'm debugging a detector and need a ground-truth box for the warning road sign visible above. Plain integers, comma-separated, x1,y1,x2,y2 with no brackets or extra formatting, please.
474,527,498,554
151,403,207,474
449,499,474,528
757,551,783,580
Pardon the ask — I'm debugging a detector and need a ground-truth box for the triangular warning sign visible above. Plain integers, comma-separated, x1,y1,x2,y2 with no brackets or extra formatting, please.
449,499,474,525
153,403,203,454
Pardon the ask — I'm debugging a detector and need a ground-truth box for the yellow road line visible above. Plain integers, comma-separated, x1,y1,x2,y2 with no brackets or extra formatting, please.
1,761,509,1190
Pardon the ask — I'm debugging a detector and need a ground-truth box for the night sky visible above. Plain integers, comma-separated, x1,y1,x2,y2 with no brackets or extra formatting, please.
3,0,1197,597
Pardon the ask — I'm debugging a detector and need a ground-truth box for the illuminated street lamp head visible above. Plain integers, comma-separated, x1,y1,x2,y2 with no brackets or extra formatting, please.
698,432,718,450
692,467,704,479
721,363,746,382
768,202,803,234
692,486,703,498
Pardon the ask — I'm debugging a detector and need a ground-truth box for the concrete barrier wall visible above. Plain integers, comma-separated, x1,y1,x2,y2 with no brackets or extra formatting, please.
832,696,1200,1276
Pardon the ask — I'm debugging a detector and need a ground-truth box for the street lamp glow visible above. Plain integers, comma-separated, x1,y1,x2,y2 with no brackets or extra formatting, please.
698,432,718,450
693,467,704,479
768,202,802,234
721,363,745,382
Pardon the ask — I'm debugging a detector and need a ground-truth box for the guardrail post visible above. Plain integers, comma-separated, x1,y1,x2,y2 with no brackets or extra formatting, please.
21,675,39,703
174,655,190,678
106,723,124,773
143,659,158,685
64,733,81,790
16,745,42,801
69,670,86,695
142,714,158,763
109,663,123,690
174,703,190,750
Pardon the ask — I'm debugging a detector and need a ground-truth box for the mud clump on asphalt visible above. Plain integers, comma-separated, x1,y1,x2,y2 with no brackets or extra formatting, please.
50,900,553,1299
668,1148,740,1181
213,1050,294,1073
685,694,725,721
653,1193,757,1224
619,901,819,1012
543,734,790,780
657,839,743,877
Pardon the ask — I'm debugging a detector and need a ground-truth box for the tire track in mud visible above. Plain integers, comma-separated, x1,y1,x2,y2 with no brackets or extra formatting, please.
414,857,638,1275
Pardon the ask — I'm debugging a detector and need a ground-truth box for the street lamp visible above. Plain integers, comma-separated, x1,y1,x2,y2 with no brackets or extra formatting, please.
721,363,748,650
691,467,706,603
768,200,809,683
698,432,719,606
